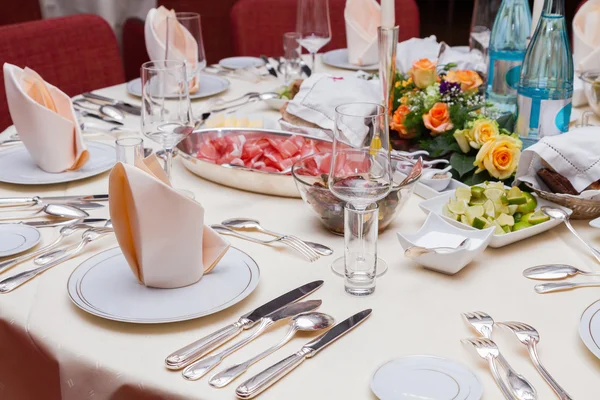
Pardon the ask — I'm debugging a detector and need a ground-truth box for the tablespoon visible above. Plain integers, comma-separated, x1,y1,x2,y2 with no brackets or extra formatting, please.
100,105,125,122
404,238,470,259
541,206,600,263
209,312,334,388
523,264,600,280
0,204,88,221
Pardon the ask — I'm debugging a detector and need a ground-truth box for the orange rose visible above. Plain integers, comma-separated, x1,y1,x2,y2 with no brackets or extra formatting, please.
422,102,453,136
390,105,415,138
446,70,483,92
409,58,437,89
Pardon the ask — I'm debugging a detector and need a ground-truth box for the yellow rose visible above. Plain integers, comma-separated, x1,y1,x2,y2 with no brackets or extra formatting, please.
470,119,499,149
474,135,522,180
453,129,471,153
409,59,437,89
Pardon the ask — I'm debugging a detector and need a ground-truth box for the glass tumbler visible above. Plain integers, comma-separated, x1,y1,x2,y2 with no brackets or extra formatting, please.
116,137,144,165
282,32,303,84
344,203,379,296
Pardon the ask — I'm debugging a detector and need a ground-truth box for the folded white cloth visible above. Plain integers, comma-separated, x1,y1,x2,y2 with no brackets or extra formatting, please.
514,126,600,199
574,0,600,71
345,0,380,66
3,63,88,173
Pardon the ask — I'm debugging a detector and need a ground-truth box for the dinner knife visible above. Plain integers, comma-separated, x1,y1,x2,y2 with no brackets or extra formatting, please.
260,55,278,78
81,92,142,116
298,59,312,77
21,218,108,228
78,109,124,125
165,280,324,370
0,195,108,207
235,309,372,399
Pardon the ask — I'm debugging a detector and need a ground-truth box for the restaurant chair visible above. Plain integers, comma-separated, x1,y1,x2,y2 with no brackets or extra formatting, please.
0,14,125,130
122,17,149,82
0,0,43,26
230,0,420,57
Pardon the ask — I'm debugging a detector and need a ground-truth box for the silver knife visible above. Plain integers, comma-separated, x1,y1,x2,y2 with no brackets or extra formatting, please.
81,92,141,116
78,109,124,125
235,309,372,399
260,55,278,78
0,195,108,207
165,280,324,370
21,218,108,228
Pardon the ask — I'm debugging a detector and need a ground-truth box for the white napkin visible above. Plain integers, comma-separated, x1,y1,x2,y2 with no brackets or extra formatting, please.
345,0,380,66
514,126,600,199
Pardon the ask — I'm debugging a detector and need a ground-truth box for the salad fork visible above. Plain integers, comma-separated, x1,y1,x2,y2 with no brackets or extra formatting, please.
462,338,517,400
462,311,537,400
498,322,574,400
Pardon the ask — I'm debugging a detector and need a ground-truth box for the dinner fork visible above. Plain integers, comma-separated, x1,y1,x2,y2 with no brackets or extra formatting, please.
211,224,319,262
462,338,518,400
498,322,574,400
462,311,537,400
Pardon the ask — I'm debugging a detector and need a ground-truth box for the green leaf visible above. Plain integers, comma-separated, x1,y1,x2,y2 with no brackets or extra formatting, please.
463,170,492,186
418,134,460,158
496,112,516,133
450,153,477,178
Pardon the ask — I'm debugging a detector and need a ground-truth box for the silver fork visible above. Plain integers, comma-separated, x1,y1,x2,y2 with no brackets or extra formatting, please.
211,224,319,262
498,322,574,400
463,338,517,400
462,311,537,400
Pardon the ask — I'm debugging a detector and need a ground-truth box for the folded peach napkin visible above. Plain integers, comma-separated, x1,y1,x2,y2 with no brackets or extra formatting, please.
3,63,89,173
108,155,230,289
345,0,380,66
574,0,600,71
144,6,199,93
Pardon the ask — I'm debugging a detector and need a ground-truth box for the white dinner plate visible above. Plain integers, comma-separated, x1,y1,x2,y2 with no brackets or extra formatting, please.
321,49,379,71
371,355,483,400
67,247,260,324
0,142,115,185
580,299,600,359
219,56,265,70
0,224,41,257
126,75,230,100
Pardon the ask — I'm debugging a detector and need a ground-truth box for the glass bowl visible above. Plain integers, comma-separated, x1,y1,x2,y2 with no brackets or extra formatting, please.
580,70,600,117
292,151,421,235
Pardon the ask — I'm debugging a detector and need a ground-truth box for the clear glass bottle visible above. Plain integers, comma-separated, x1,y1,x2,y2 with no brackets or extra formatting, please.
487,0,532,115
516,0,573,148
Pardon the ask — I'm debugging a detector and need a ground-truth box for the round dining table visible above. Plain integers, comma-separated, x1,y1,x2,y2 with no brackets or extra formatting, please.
1,56,599,400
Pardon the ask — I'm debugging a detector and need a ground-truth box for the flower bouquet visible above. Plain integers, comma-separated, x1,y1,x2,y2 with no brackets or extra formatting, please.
390,59,522,185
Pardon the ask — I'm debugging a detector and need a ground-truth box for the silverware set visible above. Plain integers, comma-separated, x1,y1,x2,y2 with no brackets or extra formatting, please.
462,311,572,399
524,264,600,293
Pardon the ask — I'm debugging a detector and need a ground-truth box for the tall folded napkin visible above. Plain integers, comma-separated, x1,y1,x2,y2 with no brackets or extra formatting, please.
108,155,230,289
345,0,381,66
3,63,89,173
396,36,483,74
574,0,600,71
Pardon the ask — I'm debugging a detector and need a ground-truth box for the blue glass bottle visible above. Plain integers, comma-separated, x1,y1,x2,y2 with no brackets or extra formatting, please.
487,0,532,114
516,0,574,147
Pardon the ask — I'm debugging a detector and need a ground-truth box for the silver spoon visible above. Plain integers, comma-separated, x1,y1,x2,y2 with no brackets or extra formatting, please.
541,206,600,263
209,312,334,388
221,218,333,256
534,282,600,294
0,204,88,221
523,264,600,280
100,105,125,122
405,238,470,259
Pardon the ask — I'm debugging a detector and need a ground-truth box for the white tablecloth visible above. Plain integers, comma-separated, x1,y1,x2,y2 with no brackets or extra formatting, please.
1,58,600,400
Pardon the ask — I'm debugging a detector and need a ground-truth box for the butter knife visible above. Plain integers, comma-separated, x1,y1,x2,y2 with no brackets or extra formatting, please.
165,280,324,370
81,92,141,116
0,195,108,207
235,309,372,399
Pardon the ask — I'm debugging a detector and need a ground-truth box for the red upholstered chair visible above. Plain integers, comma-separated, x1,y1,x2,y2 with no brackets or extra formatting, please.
0,0,42,26
122,17,149,82
231,0,420,57
0,15,125,130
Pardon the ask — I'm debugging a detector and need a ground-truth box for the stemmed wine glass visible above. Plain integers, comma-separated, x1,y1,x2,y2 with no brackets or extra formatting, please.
296,0,332,73
141,60,194,194
328,103,393,296
470,0,501,78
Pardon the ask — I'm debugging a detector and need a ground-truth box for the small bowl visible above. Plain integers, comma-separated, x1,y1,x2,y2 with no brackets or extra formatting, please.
420,168,452,192
292,151,421,235
397,213,494,275
580,70,600,117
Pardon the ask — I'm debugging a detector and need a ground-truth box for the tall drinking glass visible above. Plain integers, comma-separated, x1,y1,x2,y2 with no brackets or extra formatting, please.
328,103,393,295
141,61,193,188
282,32,303,84
296,0,332,73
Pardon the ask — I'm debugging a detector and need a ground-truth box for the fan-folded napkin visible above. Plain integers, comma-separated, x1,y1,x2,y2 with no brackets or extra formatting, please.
3,63,88,173
108,155,230,288
345,0,380,66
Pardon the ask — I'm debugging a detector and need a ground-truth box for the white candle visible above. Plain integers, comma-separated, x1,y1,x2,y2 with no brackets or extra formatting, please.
531,0,544,35
381,0,395,28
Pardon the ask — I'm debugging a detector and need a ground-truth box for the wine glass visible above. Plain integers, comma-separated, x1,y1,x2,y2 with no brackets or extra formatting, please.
470,0,501,77
141,60,194,194
328,103,393,296
166,12,206,95
296,0,332,73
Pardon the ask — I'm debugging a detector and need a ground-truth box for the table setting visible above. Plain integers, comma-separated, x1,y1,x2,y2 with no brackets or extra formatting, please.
1,0,600,399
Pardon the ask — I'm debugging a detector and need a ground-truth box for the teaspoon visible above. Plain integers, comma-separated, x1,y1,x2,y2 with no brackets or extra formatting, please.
523,264,600,280
404,238,470,259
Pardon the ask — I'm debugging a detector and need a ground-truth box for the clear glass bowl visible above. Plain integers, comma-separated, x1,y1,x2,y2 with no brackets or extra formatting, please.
292,151,421,235
580,70,600,117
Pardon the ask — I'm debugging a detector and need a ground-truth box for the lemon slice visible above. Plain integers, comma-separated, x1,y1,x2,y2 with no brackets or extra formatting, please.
507,186,522,198
483,200,495,218
442,204,457,220
528,210,550,225
497,213,515,227
460,215,470,225
507,205,519,215
472,216,489,229
455,187,472,203
448,199,468,215
487,181,505,190
483,188,504,201
491,220,505,235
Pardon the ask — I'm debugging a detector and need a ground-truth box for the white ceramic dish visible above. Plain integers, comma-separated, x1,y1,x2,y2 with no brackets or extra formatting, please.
126,75,230,100
589,216,600,229
580,299,600,360
420,169,453,192
0,224,41,257
419,189,572,248
0,142,115,185
396,170,468,200
371,355,483,400
219,56,264,70
397,213,494,274
264,97,287,111
67,247,260,324
321,49,378,71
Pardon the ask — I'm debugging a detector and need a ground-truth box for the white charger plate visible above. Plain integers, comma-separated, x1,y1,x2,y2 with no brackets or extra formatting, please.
0,142,115,185
371,355,483,400
126,75,230,100
419,189,572,248
580,299,600,359
0,224,41,257
321,49,378,71
67,247,260,324
219,56,265,70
